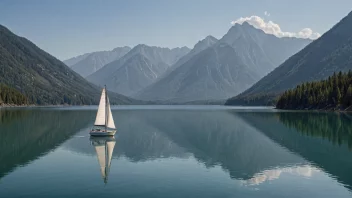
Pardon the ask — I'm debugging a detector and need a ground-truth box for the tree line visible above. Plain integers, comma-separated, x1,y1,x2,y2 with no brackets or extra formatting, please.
225,93,277,106
277,71,352,110
0,84,27,105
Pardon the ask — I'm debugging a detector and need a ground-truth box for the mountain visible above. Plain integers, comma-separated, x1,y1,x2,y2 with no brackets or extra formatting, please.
136,43,260,102
87,44,190,96
168,36,218,73
0,24,135,105
226,11,352,106
221,22,311,76
138,36,218,90
63,52,92,67
136,23,311,102
68,47,131,77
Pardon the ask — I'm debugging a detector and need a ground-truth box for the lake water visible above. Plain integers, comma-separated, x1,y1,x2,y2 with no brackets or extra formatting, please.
1,106,352,198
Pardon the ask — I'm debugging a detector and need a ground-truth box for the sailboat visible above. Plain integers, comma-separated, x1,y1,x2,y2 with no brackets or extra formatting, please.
90,86,117,136
90,136,116,184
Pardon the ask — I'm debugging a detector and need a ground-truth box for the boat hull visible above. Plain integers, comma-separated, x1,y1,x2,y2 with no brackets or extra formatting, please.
89,130,116,136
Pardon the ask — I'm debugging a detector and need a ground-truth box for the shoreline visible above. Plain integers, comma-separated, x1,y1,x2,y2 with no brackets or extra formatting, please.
0,104,69,108
275,106,352,112
0,104,33,108
2,104,350,112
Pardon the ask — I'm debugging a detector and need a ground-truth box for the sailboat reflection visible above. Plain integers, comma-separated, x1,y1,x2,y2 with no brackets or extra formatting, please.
90,136,116,184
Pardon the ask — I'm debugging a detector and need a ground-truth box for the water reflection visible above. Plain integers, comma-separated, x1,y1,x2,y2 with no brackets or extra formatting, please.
237,111,352,190
278,112,352,148
2,108,352,197
0,108,94,179
65,110,306,181
242,165,320,186
90,136,116,184
140,111,306,180
65,116,189,161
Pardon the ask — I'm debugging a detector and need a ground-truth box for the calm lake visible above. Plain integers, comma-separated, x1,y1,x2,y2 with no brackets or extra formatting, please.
1,106,352,198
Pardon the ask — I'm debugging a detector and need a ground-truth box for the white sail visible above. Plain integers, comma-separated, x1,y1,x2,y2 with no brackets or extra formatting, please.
106,97,116,129
94,88,106,126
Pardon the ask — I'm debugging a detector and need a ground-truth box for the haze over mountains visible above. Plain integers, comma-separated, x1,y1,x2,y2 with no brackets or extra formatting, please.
65,22,310,102
226,11,352,106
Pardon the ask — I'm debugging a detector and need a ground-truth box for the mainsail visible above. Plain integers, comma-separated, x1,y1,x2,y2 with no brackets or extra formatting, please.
94,88,106,126
94,87,116,129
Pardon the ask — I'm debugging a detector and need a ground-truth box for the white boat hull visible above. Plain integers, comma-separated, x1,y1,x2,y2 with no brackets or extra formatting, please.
90,130,116,136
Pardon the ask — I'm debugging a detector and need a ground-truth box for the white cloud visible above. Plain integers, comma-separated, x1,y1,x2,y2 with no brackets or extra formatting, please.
231,16,321,40
264,11,270,16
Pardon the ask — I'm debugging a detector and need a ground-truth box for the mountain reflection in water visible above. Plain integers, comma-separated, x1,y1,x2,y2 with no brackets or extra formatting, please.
0,108,93,179
1,107,352,198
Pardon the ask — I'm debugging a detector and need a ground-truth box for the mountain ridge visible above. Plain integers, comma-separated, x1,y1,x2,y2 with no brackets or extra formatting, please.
136,22,311,102
69,46,131,77
226,11,352,106
63,52,92,66
87,44,190,96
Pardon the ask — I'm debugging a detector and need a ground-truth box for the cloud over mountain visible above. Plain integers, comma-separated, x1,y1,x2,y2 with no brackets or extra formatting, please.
231,16,320,39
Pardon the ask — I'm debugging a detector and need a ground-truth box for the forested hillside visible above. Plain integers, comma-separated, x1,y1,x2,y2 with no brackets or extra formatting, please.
0,84,27,105
277,71,352,110
0,24,134,105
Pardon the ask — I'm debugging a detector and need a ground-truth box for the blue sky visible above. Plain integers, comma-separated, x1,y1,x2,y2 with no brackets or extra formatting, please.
1,0,352,60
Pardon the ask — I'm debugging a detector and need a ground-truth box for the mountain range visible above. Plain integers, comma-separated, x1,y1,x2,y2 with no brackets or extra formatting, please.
64,22,310,102
0,25,136,105
86,45,190,96
4,10,351,106
65,47,131,77
135,22,311,102
226,11,352,106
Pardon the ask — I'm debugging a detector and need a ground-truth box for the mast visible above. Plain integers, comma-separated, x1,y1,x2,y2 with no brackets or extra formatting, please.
105,85,108,131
